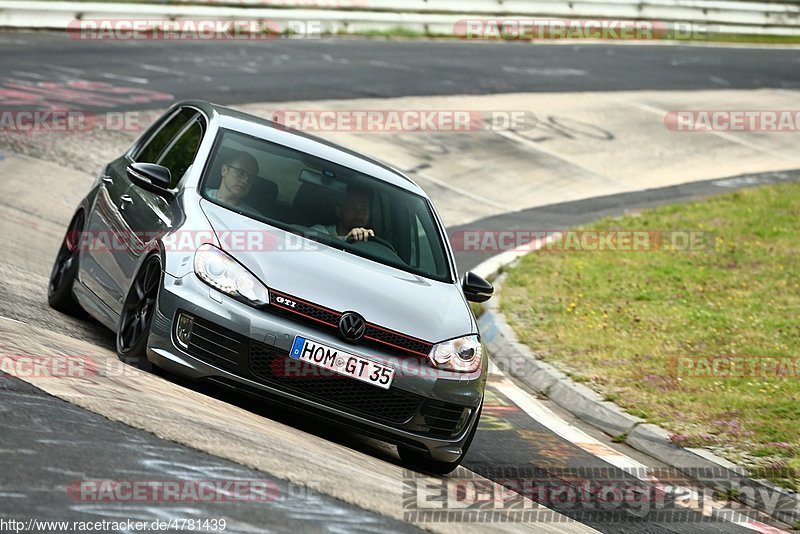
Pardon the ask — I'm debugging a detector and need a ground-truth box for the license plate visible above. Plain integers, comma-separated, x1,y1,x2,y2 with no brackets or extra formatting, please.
289,336,394,389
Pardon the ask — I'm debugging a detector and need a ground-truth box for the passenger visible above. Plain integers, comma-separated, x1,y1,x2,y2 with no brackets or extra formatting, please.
207,150,259,212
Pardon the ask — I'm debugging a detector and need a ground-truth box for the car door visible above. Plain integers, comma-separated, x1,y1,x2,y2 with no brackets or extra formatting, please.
120,112,206,285
80,107,201,314
79,154,135,312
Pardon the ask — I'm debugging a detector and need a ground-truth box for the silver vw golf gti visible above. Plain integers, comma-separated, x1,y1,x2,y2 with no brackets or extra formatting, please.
48,101,494,474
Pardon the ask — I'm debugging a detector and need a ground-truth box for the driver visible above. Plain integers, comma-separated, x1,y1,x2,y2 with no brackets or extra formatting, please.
312,186,374,241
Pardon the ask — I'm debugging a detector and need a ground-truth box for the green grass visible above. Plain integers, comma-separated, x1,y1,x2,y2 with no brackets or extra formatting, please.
345,27,429,39
501,183,800,490
676,32,800,44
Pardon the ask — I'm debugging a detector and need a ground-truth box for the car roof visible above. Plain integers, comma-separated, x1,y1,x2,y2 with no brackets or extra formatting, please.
182,100,427,197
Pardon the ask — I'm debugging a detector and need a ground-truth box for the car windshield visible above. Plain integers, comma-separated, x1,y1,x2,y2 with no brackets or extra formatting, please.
200,129,452,282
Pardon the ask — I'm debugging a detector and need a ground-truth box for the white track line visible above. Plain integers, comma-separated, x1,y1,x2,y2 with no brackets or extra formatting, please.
487,364,785,533
99,72,149,85
412,170,511,211
492,129,637,191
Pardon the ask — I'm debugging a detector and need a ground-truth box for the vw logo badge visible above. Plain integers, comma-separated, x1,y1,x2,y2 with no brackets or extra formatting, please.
338,311,366,343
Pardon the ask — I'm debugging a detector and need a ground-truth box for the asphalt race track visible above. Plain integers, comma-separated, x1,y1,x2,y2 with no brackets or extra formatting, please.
1,30,799,533
1,34,800,110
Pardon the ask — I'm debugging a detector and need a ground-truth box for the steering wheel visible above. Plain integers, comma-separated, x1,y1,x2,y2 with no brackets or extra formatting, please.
345,234,397,254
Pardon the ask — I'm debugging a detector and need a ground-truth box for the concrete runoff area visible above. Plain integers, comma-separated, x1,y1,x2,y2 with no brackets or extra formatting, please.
3,88,799,229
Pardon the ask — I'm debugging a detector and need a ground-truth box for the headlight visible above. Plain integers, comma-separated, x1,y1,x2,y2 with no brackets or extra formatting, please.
427,335,483,373
194,244,269,306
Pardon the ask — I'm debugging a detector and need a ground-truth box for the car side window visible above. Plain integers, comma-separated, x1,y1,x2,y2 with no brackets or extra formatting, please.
157,119,204,187
135,108,198,166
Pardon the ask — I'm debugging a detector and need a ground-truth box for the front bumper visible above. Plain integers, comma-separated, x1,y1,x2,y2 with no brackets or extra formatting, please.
146,271,486,462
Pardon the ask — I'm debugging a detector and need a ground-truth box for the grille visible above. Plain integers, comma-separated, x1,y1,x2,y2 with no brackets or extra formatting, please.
268,289,433,356
364,326,433,356
419,400,469,437
270,290,340,326
186,315,246,366
249,341,423,424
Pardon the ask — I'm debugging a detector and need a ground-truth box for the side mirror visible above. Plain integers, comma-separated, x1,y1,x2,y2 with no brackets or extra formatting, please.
127,162,172,195
462,271,494,303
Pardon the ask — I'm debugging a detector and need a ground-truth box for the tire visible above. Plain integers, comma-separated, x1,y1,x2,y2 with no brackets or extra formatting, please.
48,211,87,317
116,255,161,372
398,402,482,475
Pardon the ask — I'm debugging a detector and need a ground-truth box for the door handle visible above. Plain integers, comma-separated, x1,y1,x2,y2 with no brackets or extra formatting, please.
120,194,133,210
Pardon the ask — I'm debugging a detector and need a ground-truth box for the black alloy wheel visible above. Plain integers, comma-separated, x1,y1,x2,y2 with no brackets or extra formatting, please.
117,255,161,370
48,211,86,316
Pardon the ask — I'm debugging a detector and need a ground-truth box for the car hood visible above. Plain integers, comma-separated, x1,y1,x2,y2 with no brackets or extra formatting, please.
200,199,475,343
